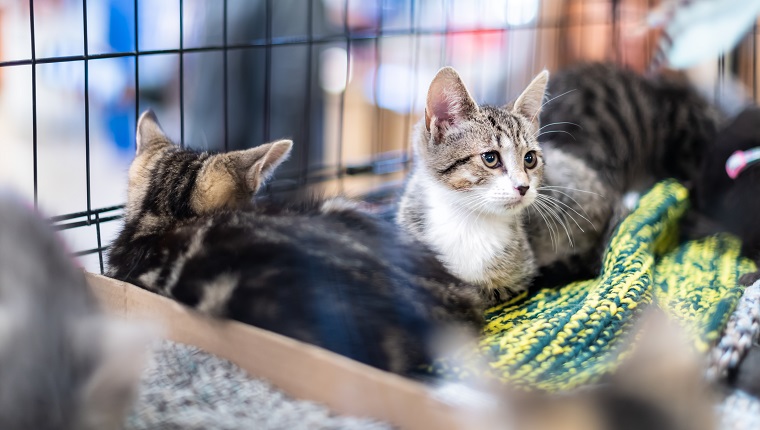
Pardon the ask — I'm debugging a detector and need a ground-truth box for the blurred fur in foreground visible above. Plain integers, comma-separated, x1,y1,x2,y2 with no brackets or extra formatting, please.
436,309,716,430
0,195,149,430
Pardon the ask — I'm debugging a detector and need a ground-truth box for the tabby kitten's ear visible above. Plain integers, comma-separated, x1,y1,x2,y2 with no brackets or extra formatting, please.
230,139,293,194
425,67,479,141
136,109,171,155
512,70,549,131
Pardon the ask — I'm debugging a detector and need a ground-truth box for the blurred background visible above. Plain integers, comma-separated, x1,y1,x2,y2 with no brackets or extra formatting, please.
1,0,759,272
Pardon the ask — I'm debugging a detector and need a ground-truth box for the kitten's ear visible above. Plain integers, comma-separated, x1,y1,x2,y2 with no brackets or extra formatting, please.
136,109,171,155
512,70,549,130
233,140,293,193
425,67,479,140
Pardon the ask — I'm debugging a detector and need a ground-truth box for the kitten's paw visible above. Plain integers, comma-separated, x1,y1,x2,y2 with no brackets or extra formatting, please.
739,271,760,286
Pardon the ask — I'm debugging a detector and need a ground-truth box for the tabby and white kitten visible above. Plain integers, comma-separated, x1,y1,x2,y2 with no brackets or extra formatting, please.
0,194,147,430
398,67,609,304
107,111,484,376
399,64,719,301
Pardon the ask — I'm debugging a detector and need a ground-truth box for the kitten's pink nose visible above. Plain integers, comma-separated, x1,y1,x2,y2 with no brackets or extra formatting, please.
516,185,529,196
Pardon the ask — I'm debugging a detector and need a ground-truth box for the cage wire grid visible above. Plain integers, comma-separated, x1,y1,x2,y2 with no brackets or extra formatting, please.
5,0,756,274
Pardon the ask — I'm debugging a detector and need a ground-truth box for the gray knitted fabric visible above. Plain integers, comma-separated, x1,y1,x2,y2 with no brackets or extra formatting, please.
708,280,760,381
712,280,760,429
126,341,393,430
719,390,760,430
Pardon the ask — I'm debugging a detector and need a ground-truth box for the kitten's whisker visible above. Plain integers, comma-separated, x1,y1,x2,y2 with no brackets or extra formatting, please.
536,130,576,141
458,193,489,202
538,186,603,197
532,200,559,251
538,198,574,247
544,202,585,234
538,196,581,247
546,196,598,233
530,89,577,124
463,202,493,234
452,196,490,219
536,121,583,133
531,204,556,251
454,194,492,207
538,193,595,232
540,201,564,250
463,199,490,218
470,202,488,231
529,201,553,242
537,188,595,220
537,188,602,232
451,198,491,231
537,196,576,243
450,207,479,231
451,194,486,210
537,194,583,232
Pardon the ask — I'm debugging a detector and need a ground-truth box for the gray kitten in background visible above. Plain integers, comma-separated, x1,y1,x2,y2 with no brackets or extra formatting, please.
532,63,719,285
398,67,607,305
0,195,148,429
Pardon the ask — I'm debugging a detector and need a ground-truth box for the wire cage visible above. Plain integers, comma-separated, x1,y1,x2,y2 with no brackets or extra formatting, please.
1,0,758,274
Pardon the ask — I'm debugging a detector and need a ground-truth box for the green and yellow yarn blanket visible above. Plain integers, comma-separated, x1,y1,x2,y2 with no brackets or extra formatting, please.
437,180,757,392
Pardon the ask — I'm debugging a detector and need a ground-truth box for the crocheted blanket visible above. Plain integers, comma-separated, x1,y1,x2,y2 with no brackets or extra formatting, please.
437,180,757,391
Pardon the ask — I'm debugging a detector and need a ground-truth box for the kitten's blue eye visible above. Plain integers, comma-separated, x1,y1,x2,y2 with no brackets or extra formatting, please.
524,151,537,169
481,152,501,168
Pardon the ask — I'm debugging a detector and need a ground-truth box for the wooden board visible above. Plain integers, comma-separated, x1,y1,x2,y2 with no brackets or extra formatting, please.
86,273,476,430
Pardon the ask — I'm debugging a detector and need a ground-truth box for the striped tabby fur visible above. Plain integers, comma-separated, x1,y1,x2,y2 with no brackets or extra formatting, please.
107,111,484,376
530,63,721,285
539,63,719,193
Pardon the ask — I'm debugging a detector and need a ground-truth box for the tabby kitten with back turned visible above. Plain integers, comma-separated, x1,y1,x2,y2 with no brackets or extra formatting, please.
108,111,484,376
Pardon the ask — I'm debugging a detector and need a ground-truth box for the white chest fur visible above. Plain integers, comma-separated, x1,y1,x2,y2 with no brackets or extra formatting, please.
423,183,517,284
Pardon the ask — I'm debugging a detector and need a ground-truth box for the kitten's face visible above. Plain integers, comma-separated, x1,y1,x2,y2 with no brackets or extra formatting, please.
418,67,548,216
126,110,292,223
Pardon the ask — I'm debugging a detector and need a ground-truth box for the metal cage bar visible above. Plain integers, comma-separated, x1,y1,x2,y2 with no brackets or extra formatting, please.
4,0,752,273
